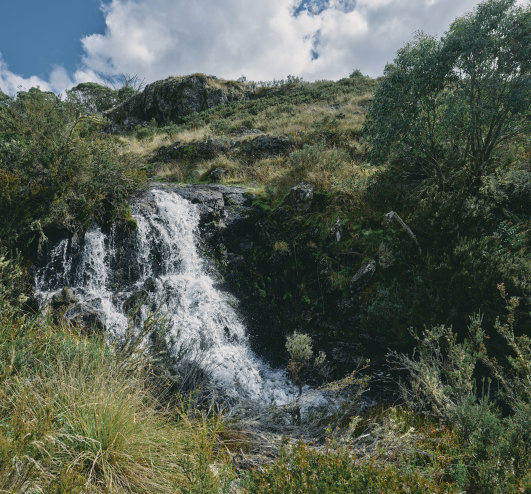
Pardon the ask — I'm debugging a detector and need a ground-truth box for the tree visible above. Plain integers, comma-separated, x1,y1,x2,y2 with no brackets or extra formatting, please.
66,82,116,113
66,75,145,114
364,0,530,191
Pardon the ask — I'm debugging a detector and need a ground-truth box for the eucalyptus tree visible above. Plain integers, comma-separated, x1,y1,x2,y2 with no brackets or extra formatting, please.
364,0,530,192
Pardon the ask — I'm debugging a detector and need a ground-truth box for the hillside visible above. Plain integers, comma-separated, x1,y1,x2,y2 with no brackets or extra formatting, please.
0,1,529,492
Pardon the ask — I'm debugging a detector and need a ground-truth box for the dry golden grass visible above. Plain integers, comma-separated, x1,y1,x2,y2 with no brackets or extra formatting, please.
0,323,233,494
119,133,173,158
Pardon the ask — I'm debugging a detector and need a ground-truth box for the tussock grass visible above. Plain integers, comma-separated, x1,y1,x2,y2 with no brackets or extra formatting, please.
0,289,233,494
119,133,173,158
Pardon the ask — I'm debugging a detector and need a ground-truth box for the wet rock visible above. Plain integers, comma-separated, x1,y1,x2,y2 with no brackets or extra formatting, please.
288,182,315,212
51,287,78,309
210,167,227,182
143,277,158,292
72,309,106,334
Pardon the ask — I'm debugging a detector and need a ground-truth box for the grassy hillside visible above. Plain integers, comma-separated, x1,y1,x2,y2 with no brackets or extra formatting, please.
0,0,529,492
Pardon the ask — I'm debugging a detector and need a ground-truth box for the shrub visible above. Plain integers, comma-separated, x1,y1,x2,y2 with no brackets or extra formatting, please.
390,286,531,492
0,88,146,252
245,442,456,493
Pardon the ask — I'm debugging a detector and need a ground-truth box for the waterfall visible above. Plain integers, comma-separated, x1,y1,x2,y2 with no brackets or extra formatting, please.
35,188,291,405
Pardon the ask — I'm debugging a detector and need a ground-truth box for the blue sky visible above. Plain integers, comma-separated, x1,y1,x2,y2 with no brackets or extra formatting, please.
0,0,493,95
0,0,105,79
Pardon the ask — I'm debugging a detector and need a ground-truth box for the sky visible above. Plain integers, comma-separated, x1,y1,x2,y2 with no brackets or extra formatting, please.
0,0,503,95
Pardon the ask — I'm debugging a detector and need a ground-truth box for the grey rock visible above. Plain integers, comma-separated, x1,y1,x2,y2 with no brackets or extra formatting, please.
196,138,229,160
210,167,227,182
106,74,250,129
349,260,376,294
51,287,79,309
174,186,225,212
70,308,106,333
241,135,291,158
329,217,342,242
288,182,315,212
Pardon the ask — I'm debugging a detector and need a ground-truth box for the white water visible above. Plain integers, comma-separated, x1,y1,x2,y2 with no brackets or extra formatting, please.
35,189,291,405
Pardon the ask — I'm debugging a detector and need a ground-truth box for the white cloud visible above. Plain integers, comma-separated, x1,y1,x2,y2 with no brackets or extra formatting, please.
1,0,490,95
0,54,52,95
79,0,483,81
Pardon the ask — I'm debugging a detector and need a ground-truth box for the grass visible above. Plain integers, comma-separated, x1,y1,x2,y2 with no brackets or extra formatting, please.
115,76,376,201
0,290,233,493
244,441,458,494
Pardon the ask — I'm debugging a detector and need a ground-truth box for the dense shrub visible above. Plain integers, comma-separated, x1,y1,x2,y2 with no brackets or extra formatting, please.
391,287,531,492
0,87,146,253
245,442,456,493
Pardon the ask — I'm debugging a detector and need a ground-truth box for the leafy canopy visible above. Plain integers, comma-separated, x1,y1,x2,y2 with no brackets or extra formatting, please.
364,0,530,190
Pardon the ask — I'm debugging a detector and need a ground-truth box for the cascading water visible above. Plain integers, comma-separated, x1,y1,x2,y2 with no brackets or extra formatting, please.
35,188,292,405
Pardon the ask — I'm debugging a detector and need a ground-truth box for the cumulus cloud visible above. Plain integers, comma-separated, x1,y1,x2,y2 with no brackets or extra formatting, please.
79,0,482,82
0,54,52,95
1,0,488,94
0,53,105,96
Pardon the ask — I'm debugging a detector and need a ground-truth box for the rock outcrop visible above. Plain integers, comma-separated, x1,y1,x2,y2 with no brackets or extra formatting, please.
106,74,250,130
288,182,315,212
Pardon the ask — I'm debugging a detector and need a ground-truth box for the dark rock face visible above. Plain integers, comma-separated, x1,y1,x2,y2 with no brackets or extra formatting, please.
288,182,315,212
106,75,249,129
239,135,291,158
349,260,376,294
210,168,227,182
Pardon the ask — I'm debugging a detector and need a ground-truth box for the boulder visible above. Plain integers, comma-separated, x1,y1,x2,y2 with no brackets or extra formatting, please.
72,309,106,334
210,167,227,182
240,135,291,158
288,182,315,212
51,287,78,309
174,186,225,212
106,74,249,129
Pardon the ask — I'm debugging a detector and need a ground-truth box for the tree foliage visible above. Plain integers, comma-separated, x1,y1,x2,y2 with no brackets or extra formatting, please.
364,0,530,191
0,88,145,252
361,0,530,345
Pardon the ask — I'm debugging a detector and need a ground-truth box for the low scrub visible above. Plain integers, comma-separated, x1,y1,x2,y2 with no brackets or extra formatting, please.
244,441,456,493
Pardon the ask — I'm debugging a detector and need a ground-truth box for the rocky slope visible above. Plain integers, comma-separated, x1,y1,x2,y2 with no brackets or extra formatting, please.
106,74,250,130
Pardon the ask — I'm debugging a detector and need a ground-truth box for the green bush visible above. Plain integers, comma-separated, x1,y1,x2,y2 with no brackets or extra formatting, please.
0,88,146,253
245,442,456,493
391,286,531,492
